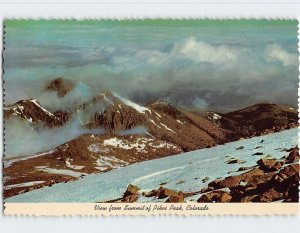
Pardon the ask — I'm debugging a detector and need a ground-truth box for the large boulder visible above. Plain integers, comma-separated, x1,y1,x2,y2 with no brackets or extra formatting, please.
123,184,140,197
284,174,300,202
142,186,186,202
276,171,299,199
257,158,284,172
156,187,181,199
247,172,276,187
122,184,140,203
165,192,185,203
142,189,158,198
230,184,260,202
197,191,232,203
208,168,264,190
286,147,299,163
279,164,299,177
123,194,139,203
207,179,224,189
253,188,283,202
241,195,258,202
239,168,265,182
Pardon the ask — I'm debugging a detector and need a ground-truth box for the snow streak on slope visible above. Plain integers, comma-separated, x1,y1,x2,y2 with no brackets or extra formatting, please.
5,128,298,203
112,92,151,114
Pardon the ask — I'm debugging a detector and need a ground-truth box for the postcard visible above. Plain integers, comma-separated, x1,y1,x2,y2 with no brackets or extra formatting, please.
3,19,299,215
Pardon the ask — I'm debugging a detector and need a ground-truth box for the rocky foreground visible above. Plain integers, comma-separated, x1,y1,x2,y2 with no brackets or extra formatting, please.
108,147,299,203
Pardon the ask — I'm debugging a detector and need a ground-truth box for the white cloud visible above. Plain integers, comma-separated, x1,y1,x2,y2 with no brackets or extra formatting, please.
109,37,240,67
265,43,298,67
171,36,239,64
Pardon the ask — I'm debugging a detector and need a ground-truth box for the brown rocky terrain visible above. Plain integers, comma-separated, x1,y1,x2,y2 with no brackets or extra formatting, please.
3,134,182,198
107,147,299,203
79,92,298,152
78,91,229,151
199,103,298,141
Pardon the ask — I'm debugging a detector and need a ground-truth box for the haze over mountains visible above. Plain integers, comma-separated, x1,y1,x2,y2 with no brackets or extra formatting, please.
5,77,298,157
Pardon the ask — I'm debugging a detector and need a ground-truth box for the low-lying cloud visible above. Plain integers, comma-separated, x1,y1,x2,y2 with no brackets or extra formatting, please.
172,37,239,64
266,43,298,67
4,116,104,158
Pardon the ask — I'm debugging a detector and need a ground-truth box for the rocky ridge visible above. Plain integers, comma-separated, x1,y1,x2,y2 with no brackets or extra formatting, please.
4,99,70,127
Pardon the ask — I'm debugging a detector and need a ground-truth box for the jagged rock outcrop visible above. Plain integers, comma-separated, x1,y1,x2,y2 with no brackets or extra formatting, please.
4,99,70,127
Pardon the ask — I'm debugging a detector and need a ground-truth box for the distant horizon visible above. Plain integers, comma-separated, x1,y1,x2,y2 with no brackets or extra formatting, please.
5,84,297,114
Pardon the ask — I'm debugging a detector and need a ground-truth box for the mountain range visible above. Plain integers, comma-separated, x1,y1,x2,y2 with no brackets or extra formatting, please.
3,77,298,199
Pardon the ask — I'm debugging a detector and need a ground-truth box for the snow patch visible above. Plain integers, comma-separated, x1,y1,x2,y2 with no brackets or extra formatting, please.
176,119,184,124
37,167,87,177
154,112,161,118
96,156,129,171
102,137,178,153
65,158,85,170
161,123,177,134
5,181,45,190
88,144,109,153
213,113,221,120
103,138,133,150
150,141,179,149
149,119,161,128
103,137,145,152
113,92,151,114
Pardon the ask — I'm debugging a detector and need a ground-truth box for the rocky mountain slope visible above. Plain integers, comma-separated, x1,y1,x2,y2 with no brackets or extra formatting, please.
3,78,298,199
81,91,229,151
4,99,70,127
197,103,298,140
4,134,181,198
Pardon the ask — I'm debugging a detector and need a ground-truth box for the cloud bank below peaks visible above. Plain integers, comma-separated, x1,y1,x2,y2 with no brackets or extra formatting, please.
266,43,298,67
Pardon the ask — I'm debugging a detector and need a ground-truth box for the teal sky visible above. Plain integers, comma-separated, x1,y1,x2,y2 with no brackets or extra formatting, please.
4,20,299,111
